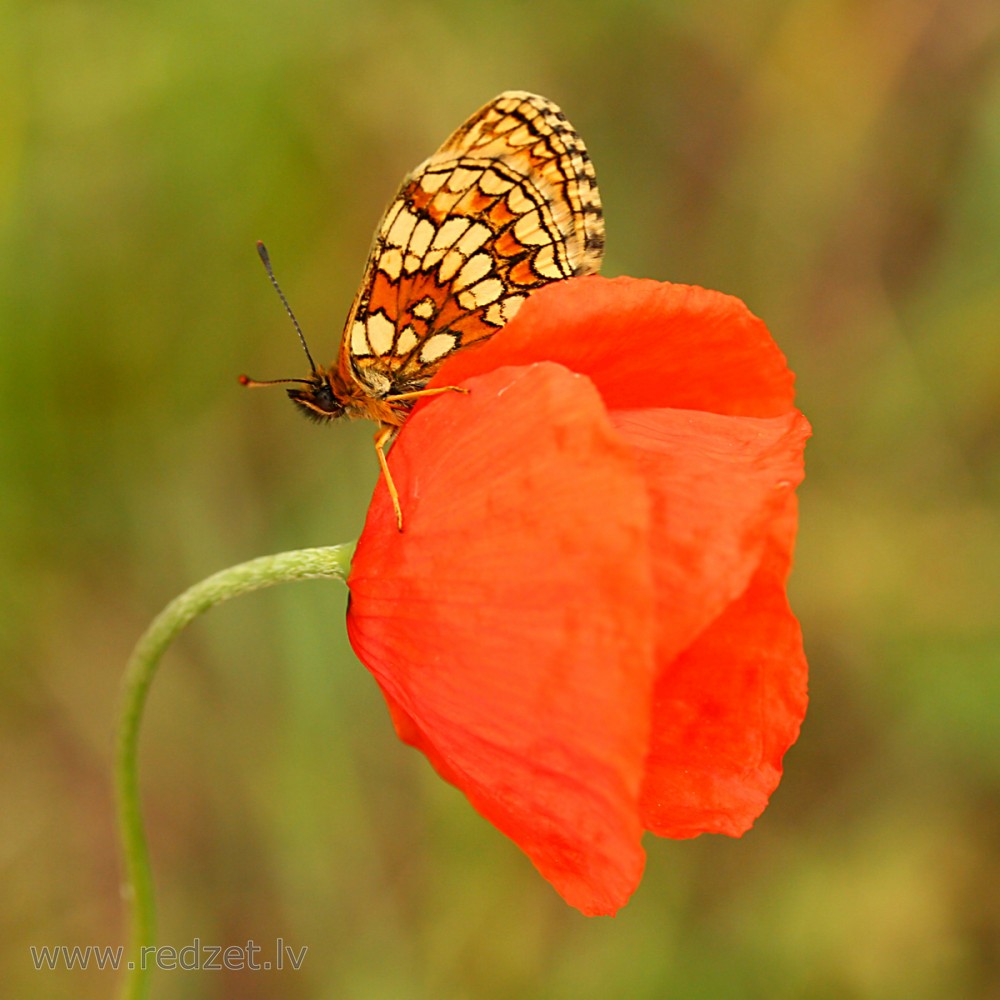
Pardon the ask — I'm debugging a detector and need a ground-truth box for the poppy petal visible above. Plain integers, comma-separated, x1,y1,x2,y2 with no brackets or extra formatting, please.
639,496,808,837
610,407,810,665
432,275,797,418
348,362,658,914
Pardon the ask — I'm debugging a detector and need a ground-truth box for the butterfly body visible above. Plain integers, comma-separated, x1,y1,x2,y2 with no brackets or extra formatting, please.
254,91,604,527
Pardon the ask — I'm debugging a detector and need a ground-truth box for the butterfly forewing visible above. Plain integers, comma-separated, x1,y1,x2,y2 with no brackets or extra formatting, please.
340,91,604,405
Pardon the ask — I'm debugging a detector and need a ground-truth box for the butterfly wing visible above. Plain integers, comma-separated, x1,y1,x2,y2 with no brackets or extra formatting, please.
338,91,604,402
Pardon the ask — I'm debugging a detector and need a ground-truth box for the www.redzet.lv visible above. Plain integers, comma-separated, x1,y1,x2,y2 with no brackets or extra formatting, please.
30,938,307,971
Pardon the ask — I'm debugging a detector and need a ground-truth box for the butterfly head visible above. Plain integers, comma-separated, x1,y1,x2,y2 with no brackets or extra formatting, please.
286,372,346,422
238,369,345,422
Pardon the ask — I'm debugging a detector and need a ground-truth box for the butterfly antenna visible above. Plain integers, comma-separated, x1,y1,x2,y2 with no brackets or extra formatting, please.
256,240,319,373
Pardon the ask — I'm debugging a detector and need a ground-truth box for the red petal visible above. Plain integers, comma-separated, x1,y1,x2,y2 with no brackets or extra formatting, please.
611,407,810,665
348,362,657,915
639,495,808,837
433,276,797,418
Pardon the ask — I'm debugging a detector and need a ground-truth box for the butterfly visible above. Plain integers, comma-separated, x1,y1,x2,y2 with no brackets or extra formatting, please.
243,91,604,529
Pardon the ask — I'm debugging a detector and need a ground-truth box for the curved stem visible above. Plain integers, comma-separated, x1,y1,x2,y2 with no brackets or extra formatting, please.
115,544,354,1000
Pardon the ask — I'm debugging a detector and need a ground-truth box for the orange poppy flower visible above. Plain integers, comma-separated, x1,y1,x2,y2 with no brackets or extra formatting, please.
346,275,810,915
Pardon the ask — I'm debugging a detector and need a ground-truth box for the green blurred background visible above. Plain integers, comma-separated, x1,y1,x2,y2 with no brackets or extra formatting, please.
3,1,999,997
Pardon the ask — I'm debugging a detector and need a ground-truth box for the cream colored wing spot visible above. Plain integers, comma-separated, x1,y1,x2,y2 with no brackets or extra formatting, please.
396,324,419,354
437,249,464,283
503,294,528,318
409,217,436,258
385,207,418,247
446,166,481,193
457,277,504,311
506,184,534,214
532,243,567,280
351,318,370,356
418,169,449,194
421,247,447,269
432,217,471,250
367,312,396,356
454,251,493,290
378,247,403,280
479,168,515,196
506,123,537,147
492,111,520,134
419,332,458,364
380,200,404,234
456,222,492,256
513,210,550,246
485,293,528,326
411,297,437,320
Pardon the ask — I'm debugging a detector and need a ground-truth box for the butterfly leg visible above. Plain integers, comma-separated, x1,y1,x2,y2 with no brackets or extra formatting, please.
374,425,404,532
385,385,469,404
376,388,468,532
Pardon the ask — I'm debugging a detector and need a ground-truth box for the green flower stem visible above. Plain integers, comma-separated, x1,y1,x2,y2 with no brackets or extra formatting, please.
115,544,354,1000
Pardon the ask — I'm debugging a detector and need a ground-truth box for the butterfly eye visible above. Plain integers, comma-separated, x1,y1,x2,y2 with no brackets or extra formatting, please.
287,382,345,422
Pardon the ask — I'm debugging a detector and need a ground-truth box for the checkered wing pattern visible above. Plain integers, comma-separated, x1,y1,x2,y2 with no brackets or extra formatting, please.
339,91,604,403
